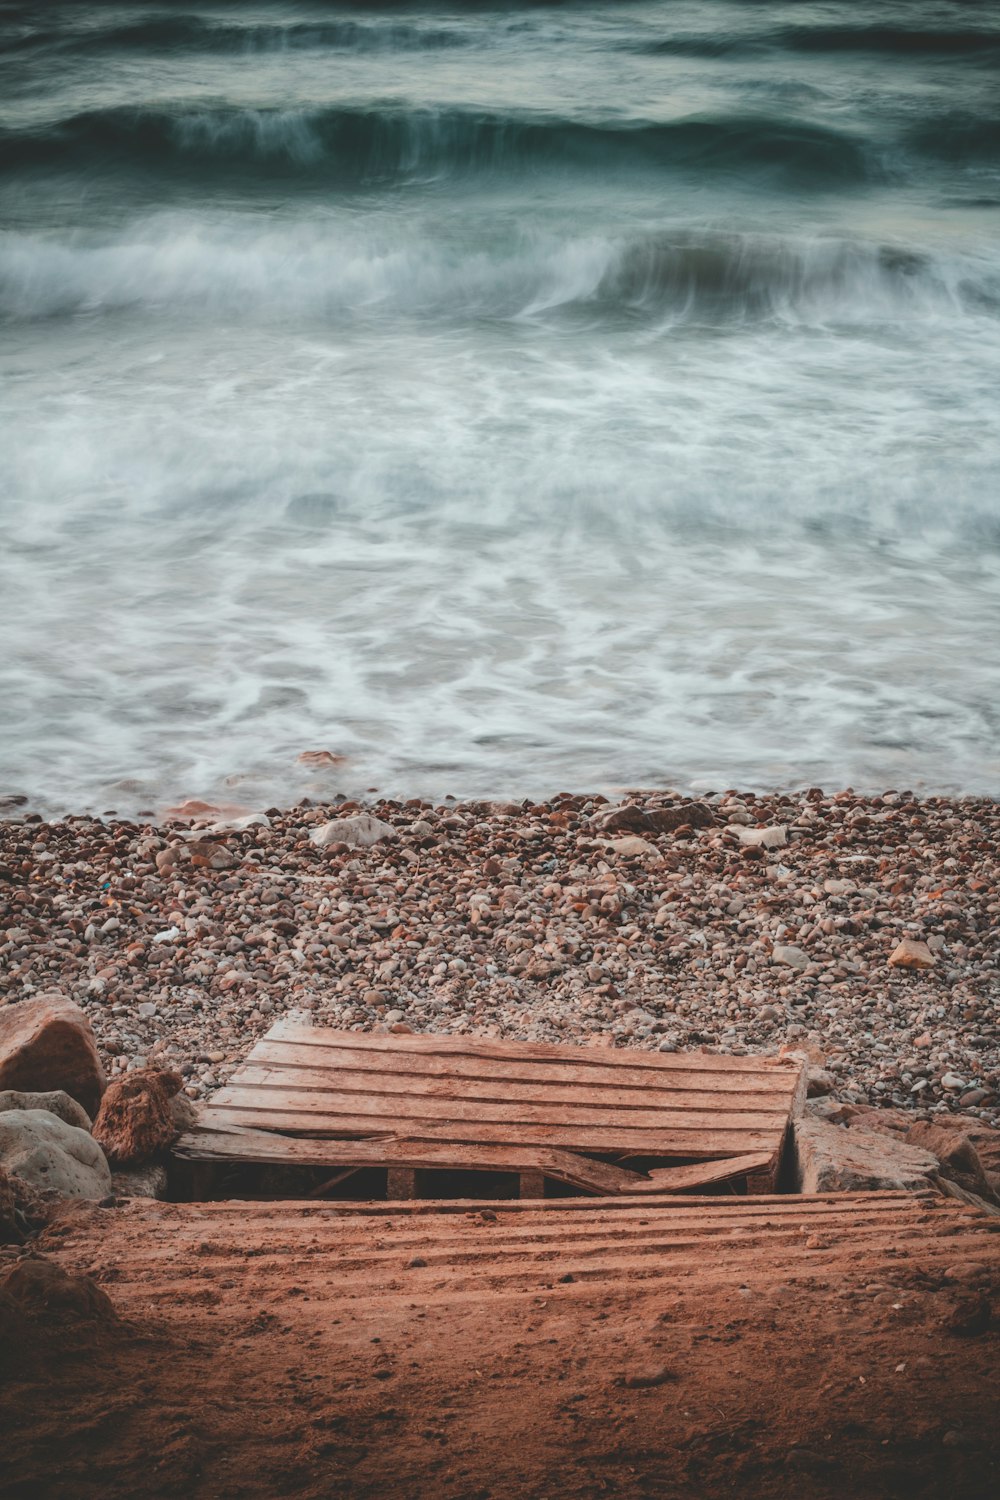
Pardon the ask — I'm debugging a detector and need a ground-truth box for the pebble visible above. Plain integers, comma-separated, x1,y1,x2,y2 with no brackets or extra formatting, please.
0,789,996,1125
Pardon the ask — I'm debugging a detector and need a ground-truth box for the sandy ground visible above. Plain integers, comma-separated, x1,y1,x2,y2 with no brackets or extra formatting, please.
2,1191,998,1500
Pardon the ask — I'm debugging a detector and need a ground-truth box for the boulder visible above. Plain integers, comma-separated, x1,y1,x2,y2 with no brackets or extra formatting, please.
93,1068,182,1166
906,1122,998,1206
792,1116,939,1194
0,995,105,1118
0,1109,112,1199
0,1089,92,1132
311,813,396,850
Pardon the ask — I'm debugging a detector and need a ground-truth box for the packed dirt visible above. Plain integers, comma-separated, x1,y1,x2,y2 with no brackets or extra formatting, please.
2,1191,997,1500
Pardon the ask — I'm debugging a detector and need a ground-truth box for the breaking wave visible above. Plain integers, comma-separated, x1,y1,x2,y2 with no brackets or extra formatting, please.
2,221,997,326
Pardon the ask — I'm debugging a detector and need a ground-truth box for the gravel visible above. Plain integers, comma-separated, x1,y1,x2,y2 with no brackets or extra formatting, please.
1,788,997,1124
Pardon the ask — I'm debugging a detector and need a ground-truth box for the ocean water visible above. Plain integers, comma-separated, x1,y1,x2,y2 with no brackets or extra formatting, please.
2,1,999,815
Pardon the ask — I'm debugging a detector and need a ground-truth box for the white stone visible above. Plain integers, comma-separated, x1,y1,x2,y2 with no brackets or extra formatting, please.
772,944,810,970
738,825,787,849
311,813,396,849
600,835,658,857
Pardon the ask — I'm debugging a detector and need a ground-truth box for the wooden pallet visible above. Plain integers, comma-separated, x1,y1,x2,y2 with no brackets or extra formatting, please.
183,1022,804,1197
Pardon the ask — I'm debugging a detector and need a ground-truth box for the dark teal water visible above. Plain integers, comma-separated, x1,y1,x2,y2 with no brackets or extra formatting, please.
2,2,999,812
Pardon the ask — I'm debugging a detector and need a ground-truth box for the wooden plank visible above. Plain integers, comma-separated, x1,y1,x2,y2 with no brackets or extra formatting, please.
261,1022,801,1078
245,1038,798,1097
195,1107,780,1156
173,1127,649,1196
235,1051,795,1112
519,1171,545,1200
211,1079,788,1132
628,1152,775,1194
386,1168,417,1200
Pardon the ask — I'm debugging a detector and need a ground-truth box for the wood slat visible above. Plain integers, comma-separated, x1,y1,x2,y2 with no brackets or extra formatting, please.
629,1152,775,1193
224,1068,791,1128
198,1106,779,1156
173,1127,646,1196
246,1037,798,1097
263,1021,800,1077
242,1043,795,1108
212,1078,788,1132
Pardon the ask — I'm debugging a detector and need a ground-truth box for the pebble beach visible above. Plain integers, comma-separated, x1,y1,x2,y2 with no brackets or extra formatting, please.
2,789,997,1128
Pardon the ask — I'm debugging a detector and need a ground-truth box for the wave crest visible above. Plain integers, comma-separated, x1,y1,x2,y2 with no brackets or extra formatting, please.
2,221,996,327
0,104,877,188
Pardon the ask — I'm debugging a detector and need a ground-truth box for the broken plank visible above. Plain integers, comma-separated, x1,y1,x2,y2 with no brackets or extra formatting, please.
195,1107,781,1156
627,1152,774,1194
173,1127,649,1195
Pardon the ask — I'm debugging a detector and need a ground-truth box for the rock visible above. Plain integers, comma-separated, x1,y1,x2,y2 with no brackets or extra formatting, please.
92,1069,182,1166
590,805,651,835
206,813,270,834
0,1109,112,1199
792,1117,939,1194
644,803,715,834
806,1067,837,1098
623,1365,676,1389
772,945,810,971
738,825,787,849
111,1161,169,1199
1,1255,117,1323
590,803,714,835
0,995,105,1118
941,1293,991,1337
0,1089,92,1132
311,813,396,850
170,1092,201,1131
0,1164,46,1245
905,1122,997,1205
298,750,348,768
888,938,935,970
601,835,658,858
186,840,235,871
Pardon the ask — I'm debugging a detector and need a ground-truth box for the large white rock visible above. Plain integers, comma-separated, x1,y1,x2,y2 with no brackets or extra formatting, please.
311,813,396,849
0,1109,112,1200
